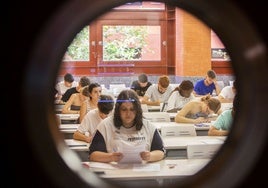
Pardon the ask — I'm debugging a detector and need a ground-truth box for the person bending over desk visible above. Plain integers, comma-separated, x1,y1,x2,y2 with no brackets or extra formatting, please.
61,86,89,114
73,94,114,143
130,73,152,98
175,95,222,124
89,89,165,163
208,94,238,136
166,80,195,112
218,80,237,103
193,70,221,97
141,75,173,106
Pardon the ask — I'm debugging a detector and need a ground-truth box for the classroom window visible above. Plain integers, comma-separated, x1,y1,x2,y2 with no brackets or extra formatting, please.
63,26,90,61
102,25,161,61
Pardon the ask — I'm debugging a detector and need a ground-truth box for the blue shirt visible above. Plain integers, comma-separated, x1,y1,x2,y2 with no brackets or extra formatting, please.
194,79,215,95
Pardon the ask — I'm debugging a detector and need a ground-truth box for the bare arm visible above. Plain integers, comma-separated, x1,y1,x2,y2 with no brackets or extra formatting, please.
73,131,92,143
62,94,79,114
141,95,160,106
213,80,221,96
89,151,123,163
208,126,228,136
79,101,87,123
140,150,164,162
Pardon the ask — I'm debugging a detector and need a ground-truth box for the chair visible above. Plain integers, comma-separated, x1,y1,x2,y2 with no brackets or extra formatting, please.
143,112,170,122
161,124,197,137
109,84,127,97
169,83,180,90
216,81,225,90
187,139,224,159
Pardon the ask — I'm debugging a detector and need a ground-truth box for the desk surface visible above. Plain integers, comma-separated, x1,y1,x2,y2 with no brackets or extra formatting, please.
59,124,79,133
57,114,79,120
163,136,226,150
83,158,210,180
151,122,211,131
65,139,89,151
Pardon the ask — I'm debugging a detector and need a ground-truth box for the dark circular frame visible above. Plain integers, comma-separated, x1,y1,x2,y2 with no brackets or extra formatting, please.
24,0,268,187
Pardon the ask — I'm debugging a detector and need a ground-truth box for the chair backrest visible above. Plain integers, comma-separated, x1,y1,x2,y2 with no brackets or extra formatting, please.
109,84,127,97
161,124,197,137
143,112,170,122
187,142,222,159
217,81,225,90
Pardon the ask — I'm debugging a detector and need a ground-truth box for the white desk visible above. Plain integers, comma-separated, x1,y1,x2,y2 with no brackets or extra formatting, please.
163,136,226,159
56,114,79,124
65,136,225,160
83,158,210,181
147,105,161,112
59,124,79,133
151,122,211,136
59,124,79,139
65,139,89,151
163,136,226,150
57,114,80,120
54,104,64,114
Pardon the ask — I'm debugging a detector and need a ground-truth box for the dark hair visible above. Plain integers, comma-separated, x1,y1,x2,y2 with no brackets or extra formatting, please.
233,80,237,89
98,95,114,114
207,70,216,79
232,94,238,113
88,83,101,99
79,76,90,87
113,89,143,130
64,73,74,83
138,73,148,83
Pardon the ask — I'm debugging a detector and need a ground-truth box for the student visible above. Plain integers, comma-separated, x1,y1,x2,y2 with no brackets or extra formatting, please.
208,94,238,136
193,70,221,97
73,94,114,143
61,86,89,114
79,83,102,123
165,80,195,112
218,80,237,103
55,73,78,101
89,89,165,163
60,76,90,103
130,73,152,97
141,75,173,106
175,95,222,123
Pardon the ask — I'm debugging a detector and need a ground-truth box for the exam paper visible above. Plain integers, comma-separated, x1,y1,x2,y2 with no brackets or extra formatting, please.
118,143,145,164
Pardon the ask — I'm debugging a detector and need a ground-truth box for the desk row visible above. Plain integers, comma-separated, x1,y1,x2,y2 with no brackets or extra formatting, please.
65,135,226,161
59,121,211,139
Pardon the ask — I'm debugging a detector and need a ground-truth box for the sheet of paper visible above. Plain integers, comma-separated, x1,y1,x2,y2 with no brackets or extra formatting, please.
119,143,145,164
132,163,160,172
88,162,118,169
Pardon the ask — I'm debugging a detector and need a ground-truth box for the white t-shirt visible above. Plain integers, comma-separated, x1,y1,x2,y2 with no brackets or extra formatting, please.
78,108,102,136
166,91,195,111
89,116,165,155
55,81,78,96
144,84,173,103
219,86,235,100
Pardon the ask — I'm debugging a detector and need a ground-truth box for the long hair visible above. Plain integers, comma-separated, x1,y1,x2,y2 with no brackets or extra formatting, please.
201,95,221,113
113,89,143,130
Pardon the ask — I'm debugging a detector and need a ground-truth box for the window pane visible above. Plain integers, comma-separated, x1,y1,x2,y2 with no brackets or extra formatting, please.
63,26,89,61
103,25,161,61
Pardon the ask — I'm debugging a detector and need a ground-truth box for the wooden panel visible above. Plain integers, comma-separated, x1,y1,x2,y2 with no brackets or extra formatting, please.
212,61,234,74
